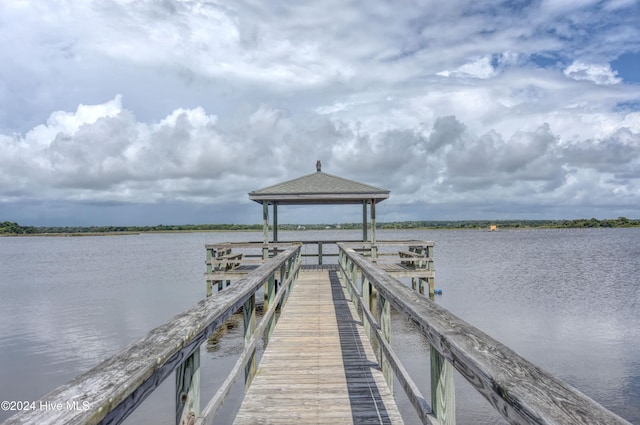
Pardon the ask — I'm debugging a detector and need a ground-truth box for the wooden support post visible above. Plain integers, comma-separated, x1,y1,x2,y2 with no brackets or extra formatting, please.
206,248,213,272
350,261,358,301
264,275,276,344
370,199,377,261
362,200,368,242
318,241,323,265
427,246,435,286
362,277,371,341
176,349,200,425
431,346,456,425
283,258,294,305
377,294,392,392
277,263,285,308
418,278,425,295
427,245,434,270
262,201,269,260
244,294,256,390
206,249,213,297
344,254,351,291
428,277,435,297
345,259,352,297
411,277,417,291
350,262,360,315
217,281,223,292
273,202,278,243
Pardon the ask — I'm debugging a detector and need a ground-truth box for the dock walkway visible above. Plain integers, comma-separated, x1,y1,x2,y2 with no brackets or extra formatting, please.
233,269,404,425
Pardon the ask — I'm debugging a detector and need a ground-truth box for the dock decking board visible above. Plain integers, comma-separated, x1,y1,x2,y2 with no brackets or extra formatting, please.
232,270,404,425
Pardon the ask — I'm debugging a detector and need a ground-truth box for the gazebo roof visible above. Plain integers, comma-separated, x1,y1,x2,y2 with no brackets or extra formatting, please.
248,169,390,205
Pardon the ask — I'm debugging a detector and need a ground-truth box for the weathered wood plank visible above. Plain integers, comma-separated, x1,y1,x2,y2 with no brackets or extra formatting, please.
2,246,301,425
338,244,631,425
243,294,256,390
176,350,200,425
205,242,301,250
195,259,300,425
377,263,435,278
377,294,392,391
430,347,455,425
339,253,440,425
233,270,404,425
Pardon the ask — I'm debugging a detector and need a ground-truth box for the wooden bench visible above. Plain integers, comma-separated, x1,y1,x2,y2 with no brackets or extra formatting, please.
408,245,426,254
215,253,243,271
398,250,426,268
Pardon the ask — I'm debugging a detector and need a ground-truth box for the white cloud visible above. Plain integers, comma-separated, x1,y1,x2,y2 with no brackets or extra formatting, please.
563,61,622,85
2,94,640,222
437,56,496,79
1,0,640,223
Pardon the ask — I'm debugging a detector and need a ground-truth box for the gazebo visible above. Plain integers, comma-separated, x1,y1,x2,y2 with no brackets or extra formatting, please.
248,161,390,244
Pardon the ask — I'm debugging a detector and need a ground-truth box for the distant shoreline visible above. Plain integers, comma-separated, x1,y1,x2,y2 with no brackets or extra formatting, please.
2,218,639,236
1,232,142,237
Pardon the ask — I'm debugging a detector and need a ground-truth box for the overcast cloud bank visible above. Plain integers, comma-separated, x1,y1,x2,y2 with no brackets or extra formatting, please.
1,0,639,225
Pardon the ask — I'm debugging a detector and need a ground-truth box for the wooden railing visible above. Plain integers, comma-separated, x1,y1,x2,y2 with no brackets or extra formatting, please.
2,245,301,425
205,239,434,266
205,240,348,269
337,243,631,425
205,239,436,297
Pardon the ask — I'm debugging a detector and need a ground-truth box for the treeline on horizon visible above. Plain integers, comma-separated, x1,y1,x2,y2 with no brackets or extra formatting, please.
1,217,639,235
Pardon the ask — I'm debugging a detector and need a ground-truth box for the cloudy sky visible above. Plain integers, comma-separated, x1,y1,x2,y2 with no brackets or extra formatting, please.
1,0,639,226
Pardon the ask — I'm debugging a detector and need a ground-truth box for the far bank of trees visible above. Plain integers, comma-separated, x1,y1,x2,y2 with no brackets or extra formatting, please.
379,217,639,229
0,222,264,235
2,217,639,236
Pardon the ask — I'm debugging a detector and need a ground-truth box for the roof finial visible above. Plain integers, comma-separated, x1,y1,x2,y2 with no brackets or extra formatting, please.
316,160,321,172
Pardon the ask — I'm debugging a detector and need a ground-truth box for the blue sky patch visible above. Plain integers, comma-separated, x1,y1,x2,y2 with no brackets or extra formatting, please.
612,53,640,83
614,100,640,113
530,53,561,69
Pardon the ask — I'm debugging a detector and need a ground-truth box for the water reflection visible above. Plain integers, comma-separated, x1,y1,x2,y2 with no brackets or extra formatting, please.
0,229,638,424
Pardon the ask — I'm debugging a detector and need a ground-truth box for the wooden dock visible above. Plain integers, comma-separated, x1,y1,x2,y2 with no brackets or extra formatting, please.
4,242,631,425
233,269,404,425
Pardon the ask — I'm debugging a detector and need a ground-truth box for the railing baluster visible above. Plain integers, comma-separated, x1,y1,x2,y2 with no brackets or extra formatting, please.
243,294,257,390
264,275,276,344
3,245,302,425
335,242,630,425
8,242,632,425
195,249,301,425
176,349,200,425
377,293,392,392
362,276,371,340
431,347,455,425
206,248,213,297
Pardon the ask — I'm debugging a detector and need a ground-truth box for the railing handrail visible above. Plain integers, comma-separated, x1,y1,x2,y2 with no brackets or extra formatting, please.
205,239,434,248
2,245,301,425
206,240,434,267
337,252,441,425
337,243,631,425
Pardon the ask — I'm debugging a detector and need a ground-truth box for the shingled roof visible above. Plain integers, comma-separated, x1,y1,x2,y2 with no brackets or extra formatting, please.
248,170,390,205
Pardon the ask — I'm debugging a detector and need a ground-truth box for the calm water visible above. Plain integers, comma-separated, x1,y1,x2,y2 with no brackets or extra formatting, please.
0,229,638,424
